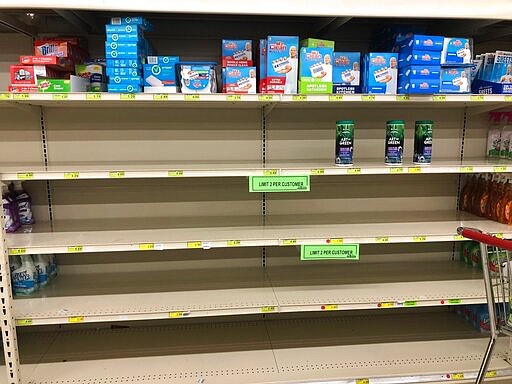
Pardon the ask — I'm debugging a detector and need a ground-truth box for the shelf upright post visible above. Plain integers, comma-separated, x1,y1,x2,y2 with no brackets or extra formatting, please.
0,183,21,384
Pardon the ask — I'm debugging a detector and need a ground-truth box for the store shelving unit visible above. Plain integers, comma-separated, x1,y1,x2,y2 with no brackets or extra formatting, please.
0,2,512,384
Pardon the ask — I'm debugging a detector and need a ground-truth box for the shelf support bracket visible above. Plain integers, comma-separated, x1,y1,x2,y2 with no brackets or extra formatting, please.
263,102,276,119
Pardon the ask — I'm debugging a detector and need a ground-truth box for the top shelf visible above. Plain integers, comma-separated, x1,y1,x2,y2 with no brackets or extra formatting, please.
1,93,511,109
2,0,512,19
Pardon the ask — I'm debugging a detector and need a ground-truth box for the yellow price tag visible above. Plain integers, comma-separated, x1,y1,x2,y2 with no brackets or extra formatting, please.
329,238,344,245
451,373,464,380
448,299,462,304
389,167,403,174
184,94,200,101
168,170,184,177
227,240,241,247
139,243,154,250
396,95,409,101
379,302,395,308
376,236,389,243
460,166,473,173
493,166,507,172
13,93,29,100
282,239,297,246
329,95,343,101
453,234,465,241
17,172,34,180
109,171,125,178
311,168,325,175
293,95,307,101
64,172,79,179
258,94,274,101
86,93,101,101
432,95,446,102
347,168,361,175
226,95,241,101
356,379,369,384
52,93,68,100
68,245,83,253
322,304,339,311
0,93,10,100
495,233,504,239
68,316,84,323
9,248,26,255
120,93,135,100
261,306,276,313
408,167,422,173
16,319,32,326
187,241,202,248
169,311,184,318
470,95,485,102
153,94,168,101
263,169,278,176
485,371,497,378
413,236,427,242
361,95,375,101
505,95,512,102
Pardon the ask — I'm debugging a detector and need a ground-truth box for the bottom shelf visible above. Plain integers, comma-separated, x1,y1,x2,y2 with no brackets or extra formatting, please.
9,309,512,384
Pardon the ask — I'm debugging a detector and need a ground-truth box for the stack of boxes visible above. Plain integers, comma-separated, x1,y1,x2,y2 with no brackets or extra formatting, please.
298,38,334,94
440,37,473,94
221,40,256,94
105,16,152,93
473,50,512,94
397,34,443,94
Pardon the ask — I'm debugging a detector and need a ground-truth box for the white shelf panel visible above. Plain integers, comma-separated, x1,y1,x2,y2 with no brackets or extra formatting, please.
1,0,511,19
14,262,485,325
6,212,511,255
0,92,510,109
1,158,510,180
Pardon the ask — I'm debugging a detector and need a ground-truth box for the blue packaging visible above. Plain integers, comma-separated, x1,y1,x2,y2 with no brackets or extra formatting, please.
399,50,441,66
224,67,257,93
398,66,441,81
441,37,472,65
472,79,512,94
490,51,512,83
399,34,444,52
147,56,180,66
105,24,143,42
363,53,398,94
107,84,142,93
266,36,299,94
440,67,471,93
110,16,152,31
398,80,440,94
332,52,361,94
106,67,141,77
105,41,144,59
143,64,176,87
299,47,333,94
106,59,142,68
109,76,143,86
481,53,496,81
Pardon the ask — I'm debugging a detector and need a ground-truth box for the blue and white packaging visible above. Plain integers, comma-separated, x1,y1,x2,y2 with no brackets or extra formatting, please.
143,62,178,93
106,24,143,42
363,53,398,94
398,65,441,81
399,50,441,66
109,76,142,86
224,67,257,93
107,84,142,93
111,16,152,31
490,51,512,83
105,41,144,59
176,62,217,94
266,36,299,94
106,67,141,77
399,34,444,52
441,37,472,65
398,80,440,94
332,52,361,94
147,56,180,66
440,67,471,93
106,59,142,69
481,53,496,81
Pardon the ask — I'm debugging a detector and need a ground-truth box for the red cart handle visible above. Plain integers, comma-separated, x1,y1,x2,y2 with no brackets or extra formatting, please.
457,227,512,251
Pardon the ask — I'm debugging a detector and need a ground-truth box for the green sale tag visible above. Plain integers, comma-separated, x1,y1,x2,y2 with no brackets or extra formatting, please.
301,244,359,260
249,176,310,192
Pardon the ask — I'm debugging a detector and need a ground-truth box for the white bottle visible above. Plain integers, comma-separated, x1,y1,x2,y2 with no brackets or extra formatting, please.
32,254,49,288
9,255,21,274
12,255,38,296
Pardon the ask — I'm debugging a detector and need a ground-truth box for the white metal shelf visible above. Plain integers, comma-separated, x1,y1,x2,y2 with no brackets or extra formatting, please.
6,212,511,255
0,92,510,109
1,158,511,181
13,261,485,325
1,0,511,19
10,313,512,383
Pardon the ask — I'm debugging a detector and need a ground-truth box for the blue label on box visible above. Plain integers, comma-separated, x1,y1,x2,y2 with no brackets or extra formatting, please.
109,76,143,86
400,34,444,52
146,56,180,66
399,50,441,66
441,37,472,65
107,83,142,93
106,67,141,77
490,51,512,83
398,80,440,94
266,36,299,94
399,65,441,81
363,53,398,94
105,24,143,42
473,79,512,94
106,59,142,68
333,52,360,86
440,67,471,93
224,66,257,93
105,41,144,59
143,64,176,86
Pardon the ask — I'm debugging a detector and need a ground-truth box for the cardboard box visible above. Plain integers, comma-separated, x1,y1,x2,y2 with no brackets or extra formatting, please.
222,40,252,67
176,62,217,93
398,65,441,81
441,37,472,65
8,85,38,93
143,64,176,87
107,84,142,93
397,80,440,94
147,56,180,65
300,38,335,49
110,16,152,31
399,50,441,66
109,76,143,86
399,34,444,52
363,53,398,94
332,52,361,94
223,67,257,93
440,67,471,93
258,39,267,93
10,65,56,85
299,47,333,94
105,41,144,59
37,75,89,93
490,51,512,83
106,24,144,42
75,63,106,84
106,67,141,77
266,36,299,94
106,59,142,68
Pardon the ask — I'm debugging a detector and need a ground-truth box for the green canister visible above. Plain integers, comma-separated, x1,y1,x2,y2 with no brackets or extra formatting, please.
414,120,433,164
335,120,354,166
385,120,405,165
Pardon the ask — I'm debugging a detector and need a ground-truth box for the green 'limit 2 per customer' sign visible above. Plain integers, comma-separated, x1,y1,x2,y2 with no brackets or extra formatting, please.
301,244,360,261
249,175,310,192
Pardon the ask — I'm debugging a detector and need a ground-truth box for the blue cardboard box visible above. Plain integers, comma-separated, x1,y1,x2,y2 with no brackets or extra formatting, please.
143,63,176,87
110,16,152,31
223,67,257,93
105,41,145,59
363,53,398,94
440,67,471,93
398,65,441,81
332,52,361,94
147,56,180,66
106,67,141,77
299,47,333,94
266,36,299,94
109,76,143,86
472,79,512,94
106,59,142,69
490,51,512,83
107,83,142,93
398,80,440,94
441,37,472,65
399,50,441,66
105,24,143,42
399,34,444,52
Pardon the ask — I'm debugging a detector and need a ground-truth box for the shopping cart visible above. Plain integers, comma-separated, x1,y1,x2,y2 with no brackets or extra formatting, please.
457,227,512,383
